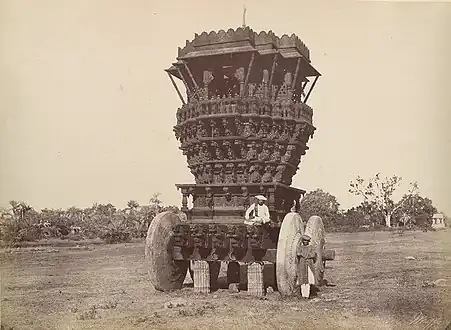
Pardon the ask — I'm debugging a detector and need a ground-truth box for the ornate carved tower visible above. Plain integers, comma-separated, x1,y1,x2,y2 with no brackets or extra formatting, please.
166,27,321,225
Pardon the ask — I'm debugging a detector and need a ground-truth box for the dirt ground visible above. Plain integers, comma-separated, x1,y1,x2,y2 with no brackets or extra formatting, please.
1,230,451,330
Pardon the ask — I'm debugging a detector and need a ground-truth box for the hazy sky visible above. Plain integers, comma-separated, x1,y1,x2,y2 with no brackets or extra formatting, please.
1,0,450,215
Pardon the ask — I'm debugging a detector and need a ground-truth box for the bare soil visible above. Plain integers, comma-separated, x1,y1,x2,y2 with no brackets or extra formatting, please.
1,230,451,330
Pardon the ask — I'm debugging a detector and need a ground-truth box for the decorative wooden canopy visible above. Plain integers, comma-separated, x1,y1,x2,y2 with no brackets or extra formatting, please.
166,26,321,224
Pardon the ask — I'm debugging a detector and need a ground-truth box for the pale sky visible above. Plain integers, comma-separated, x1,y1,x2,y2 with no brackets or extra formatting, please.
1,0,450,215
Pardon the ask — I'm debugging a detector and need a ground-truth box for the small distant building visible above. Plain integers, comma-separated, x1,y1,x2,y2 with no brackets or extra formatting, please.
431,213,446,229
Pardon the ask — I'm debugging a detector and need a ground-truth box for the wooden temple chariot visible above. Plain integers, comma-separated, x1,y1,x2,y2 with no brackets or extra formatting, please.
145,26,335,298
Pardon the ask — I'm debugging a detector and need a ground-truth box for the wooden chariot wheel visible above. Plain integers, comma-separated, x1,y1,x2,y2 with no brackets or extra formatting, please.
144,211,189,292
276,211,306,297
304,215,326,286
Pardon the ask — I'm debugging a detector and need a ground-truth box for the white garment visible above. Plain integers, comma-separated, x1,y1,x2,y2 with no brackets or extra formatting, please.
307,265,315,284
244,203,271,224
301,284,310,298
301,267,315,298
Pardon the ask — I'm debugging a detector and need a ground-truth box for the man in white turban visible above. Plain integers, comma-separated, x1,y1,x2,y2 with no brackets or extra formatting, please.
244,195,271,226
297,234,317,299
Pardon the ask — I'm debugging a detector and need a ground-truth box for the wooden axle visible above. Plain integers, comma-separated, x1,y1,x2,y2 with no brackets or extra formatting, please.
322,249,335,261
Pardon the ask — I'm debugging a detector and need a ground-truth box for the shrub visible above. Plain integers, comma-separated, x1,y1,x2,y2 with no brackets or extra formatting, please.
0,216,43,245
99,228,132,244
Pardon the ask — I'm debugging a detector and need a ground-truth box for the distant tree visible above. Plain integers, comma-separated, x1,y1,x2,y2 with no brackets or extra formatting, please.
413,213,432,229
392,194,437,226
342,207,365,228
66,206,84,223
0,193,181,243
349,174,419,227
339,199,385,229
126,200,140,213
299,189,341,229
343,202,378,228
1,201,41,242
39,208,71,236
131,193,174,238
358,200,385,225
443,213,449,225
149,193,163,208
96,203,117,217
9,200,33,221
0,207,12,218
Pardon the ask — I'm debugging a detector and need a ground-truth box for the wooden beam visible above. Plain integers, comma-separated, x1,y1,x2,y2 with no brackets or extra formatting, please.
175,65,192,95
291,57,301,90
268,54,278,91
300,79,309,98
304,75,319,104
183,61,199,89
173,247,335,263
167,72,186,105
242,52,255,97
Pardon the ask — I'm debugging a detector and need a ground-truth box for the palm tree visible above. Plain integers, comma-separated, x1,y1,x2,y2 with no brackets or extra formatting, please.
126,200,140,214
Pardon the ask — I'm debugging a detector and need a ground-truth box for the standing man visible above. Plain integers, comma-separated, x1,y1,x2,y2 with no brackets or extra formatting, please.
296,234,317,298
244,195,271,226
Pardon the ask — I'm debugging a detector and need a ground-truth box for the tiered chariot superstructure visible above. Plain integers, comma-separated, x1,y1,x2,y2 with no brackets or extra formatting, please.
145,26,335,297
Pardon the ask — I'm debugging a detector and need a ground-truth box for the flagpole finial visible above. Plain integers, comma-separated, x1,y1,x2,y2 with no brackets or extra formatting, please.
242,5,247,28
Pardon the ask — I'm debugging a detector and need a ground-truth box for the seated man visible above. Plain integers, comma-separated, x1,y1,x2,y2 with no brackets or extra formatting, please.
244,195,271,226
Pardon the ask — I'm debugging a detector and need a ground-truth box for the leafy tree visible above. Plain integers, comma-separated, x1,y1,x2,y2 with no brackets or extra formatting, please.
413,213,432,228
9,201,33,221
358,200,385,225
1,201,41,242
349,173,419,227
39,208,71,236
66,206,85,223
149,193,163,209
342,207,367,229
135,193,169,237
126,200,140,213
299,189,341,229
392,194,437,224
342,202,378,228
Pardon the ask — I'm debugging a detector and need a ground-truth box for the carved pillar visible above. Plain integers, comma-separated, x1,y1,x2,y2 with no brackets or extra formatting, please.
210,119,217,137
203,70,213,99
263,69,269,98
243,53,255,97
235,67,245,96
268,189,276,211
181,189,189,212
193,260,211,293
241,187,249,209
269,54,278,99
247,262,265,296
206,187,214,209
284,72,293,87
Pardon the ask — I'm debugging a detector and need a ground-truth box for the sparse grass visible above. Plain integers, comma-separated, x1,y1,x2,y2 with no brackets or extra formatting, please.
95,300,118,310
77,306,100,320
1,230,450,329
132,312,166,326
